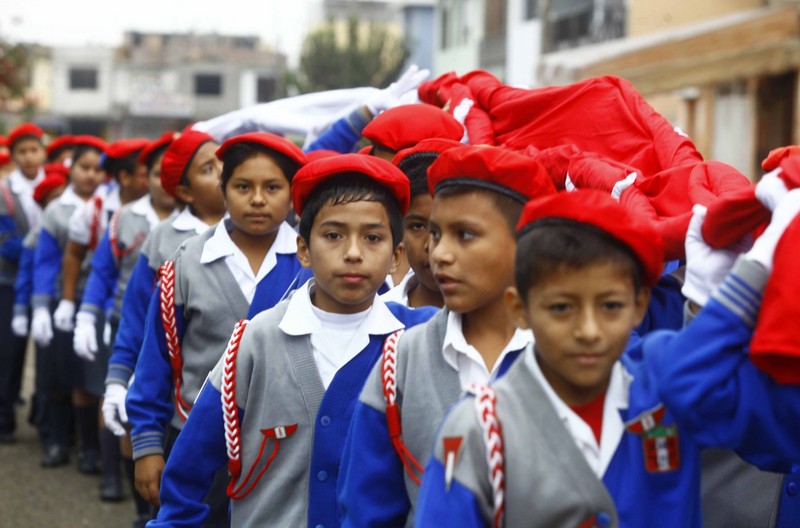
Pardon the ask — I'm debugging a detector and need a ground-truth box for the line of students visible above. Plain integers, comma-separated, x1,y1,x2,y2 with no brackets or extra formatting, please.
3,72,800,528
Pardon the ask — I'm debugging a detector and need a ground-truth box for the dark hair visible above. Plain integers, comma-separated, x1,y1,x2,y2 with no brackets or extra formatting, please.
219,142,300,193
144,144,170,172
515,219,645,301
397,152,438,198
72,145,105,168
103,151,142,180
10,135,42,152
435,185,524,235
298,173,404,249
47,146,74,163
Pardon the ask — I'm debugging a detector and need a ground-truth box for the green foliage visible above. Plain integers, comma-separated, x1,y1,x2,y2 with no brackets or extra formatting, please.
0,39,35,132
295,17,409,93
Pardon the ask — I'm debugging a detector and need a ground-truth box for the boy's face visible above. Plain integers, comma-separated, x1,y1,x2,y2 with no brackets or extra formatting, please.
11,138,46,179
297,199,400,314
119,162,149,201
403,193,437,292
223,154,291,238
175,141,225,218
428,191,516,313
505,261,649,406
70,150,105,198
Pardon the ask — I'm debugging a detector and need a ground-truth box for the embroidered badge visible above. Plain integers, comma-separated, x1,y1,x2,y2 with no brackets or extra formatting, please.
577,511,612,528
443,436,464,490
624,404,680,472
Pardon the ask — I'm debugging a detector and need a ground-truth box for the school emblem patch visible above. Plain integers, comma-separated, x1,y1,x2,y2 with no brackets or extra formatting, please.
443,436,464,490
624,404,680,472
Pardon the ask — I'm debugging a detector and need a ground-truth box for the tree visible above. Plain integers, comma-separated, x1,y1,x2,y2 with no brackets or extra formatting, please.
0,39,35,131
294,17,409,93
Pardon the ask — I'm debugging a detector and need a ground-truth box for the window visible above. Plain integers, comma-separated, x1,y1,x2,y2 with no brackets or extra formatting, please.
195,74,223,96
525,0,538,20
257,77,277,103
69,68,98,90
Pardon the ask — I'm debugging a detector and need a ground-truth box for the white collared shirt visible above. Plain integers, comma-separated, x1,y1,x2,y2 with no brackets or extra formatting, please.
279,281,404,389
381,270,416,306
8,167,44,230
67,181,119,244
58,184,88,209
200,220,297,304
527,346,631,477
442,310,534,390
129,194,165,231
171,207,211,234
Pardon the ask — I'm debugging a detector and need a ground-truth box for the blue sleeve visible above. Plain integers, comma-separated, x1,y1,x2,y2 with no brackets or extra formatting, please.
339,402,411,527
305,107,372,154
0,215,23,262
31,229,62,309
643,298,800,471
107,255,156,386
127,283,186,459
635,274,685,335
414,458,487,528
13,245,35,314
80,231,120,316
150,380,231,528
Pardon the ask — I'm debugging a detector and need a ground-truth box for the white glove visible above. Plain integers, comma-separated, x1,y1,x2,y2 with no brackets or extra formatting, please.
682,205,752,307
31,307,53,347
746,188,800,272
755,169,789,212
73,311,98,362
364,64,431,116
103,321,112,347
53,300,76,332
11,314,28,337
102,383,129,437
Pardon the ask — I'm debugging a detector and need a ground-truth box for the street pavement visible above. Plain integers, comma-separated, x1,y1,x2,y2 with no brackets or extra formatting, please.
0,344,135,528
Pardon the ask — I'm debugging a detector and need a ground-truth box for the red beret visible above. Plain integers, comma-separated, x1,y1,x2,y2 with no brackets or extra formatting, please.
427,144,556,203
72,135,108,154
762,145,800,172
518,190,665,287
8,122,44,148
305,149,339,162
0,136,7,148
161,130,216,198
357,145,372,155
0,153,10,166
291,153,410,216
46,135,75,158
215,132,308,174
750,214,800,384
139,131,178,165
362,104,464,152
392,138,462,171
105,138,150,160
33,165,69,206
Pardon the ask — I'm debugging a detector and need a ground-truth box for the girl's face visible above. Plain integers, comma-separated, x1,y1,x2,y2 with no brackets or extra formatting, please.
223,153,292,238
182,141,225,218
148,151,176,211
70,149,104,199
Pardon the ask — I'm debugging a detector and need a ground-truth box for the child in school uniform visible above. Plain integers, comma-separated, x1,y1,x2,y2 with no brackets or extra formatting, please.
29,135,108,469
338,145,553,527
127,132,309,525
59,138,150,326
67,133,176,504
100,130,224,527
10,166,68,438
148,153,436,527
0,123,46,445
415,189,800,528
382,138,461,308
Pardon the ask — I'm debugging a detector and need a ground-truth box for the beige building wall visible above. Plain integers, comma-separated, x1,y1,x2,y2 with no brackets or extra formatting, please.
628,0,763,35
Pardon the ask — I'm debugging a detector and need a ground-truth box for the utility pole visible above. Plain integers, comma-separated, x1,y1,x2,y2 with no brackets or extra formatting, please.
539,0,551,55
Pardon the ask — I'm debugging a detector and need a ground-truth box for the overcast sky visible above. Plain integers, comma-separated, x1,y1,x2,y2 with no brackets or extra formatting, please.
0,0,322,65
